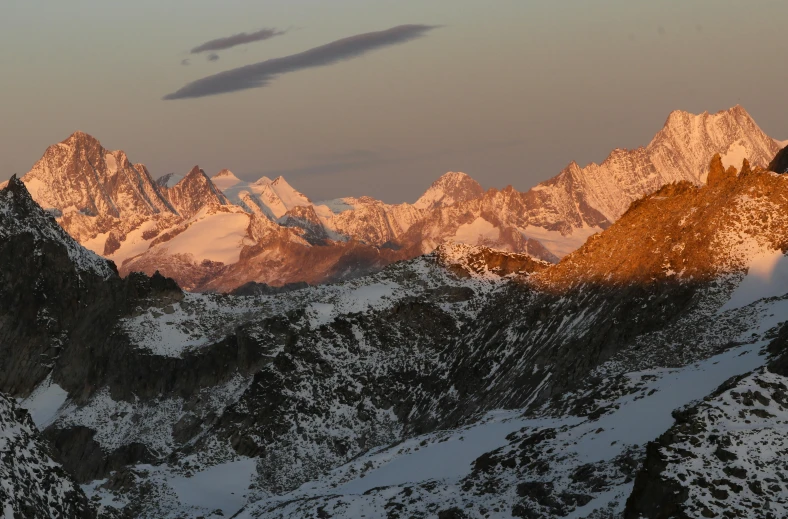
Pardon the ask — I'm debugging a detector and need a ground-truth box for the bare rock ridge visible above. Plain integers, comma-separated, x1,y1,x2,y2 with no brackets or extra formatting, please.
9,106,782,291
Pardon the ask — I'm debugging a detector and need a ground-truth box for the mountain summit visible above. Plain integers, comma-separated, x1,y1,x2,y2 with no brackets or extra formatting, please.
414,171,484,210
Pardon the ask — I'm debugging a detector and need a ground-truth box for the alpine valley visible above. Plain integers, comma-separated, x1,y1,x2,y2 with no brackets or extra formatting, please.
2,106,788,519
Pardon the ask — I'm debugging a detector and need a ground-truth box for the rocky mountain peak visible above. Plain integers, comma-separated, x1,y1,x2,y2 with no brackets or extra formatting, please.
213,169,237,178
414,171,484,210
167,166,229,219
61,130,102,148
181,165,208,182
2,175,38,215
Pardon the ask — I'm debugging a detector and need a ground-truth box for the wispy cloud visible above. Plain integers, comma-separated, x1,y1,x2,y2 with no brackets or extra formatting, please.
207,53,220,62
190,28,287,54
164,24,438,100
181,58,191,66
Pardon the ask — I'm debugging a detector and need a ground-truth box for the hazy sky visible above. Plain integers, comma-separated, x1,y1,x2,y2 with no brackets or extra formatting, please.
1,0,787,202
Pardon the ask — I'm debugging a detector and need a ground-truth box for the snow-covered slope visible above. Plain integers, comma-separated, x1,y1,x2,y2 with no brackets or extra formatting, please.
0,392,95,519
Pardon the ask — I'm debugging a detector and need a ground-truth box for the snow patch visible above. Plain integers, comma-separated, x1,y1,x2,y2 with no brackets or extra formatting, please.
721,141,747,170
163,212,251,265
105,154,117,174
20,375,69,428
452,217,499,245
720,248,788,312
521,224,601,258
169,458,257,515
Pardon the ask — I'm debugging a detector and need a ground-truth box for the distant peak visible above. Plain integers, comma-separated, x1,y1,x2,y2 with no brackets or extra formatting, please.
664,105,753,128
436,171,471,182
186,165,206,178
62,130,101,147
213,169,237,179
414,171,484,210
252,176,273,186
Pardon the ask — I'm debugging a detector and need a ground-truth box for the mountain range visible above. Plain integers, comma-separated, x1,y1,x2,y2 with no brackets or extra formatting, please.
3,136,788,517
2,105,781,291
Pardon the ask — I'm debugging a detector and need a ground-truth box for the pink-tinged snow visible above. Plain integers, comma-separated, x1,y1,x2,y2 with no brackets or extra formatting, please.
168,458,258,515
269,176,311,210
721,141,748,170
413,171,475,210
104,154,118,174
256,184,289,218
210,170,242,191
82,220,167,264
775,138,788,149
452,217,499,245
163,212,251,264
22,178,49,207
20,376,69,428
316,198,355,214
720,248,788,312
521,224,602,258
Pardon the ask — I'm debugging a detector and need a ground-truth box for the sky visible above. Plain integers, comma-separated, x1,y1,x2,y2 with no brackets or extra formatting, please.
1,0,787,203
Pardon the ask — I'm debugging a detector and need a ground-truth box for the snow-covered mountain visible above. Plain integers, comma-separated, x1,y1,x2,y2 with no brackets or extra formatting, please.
4,149,788,517
6,106,782,292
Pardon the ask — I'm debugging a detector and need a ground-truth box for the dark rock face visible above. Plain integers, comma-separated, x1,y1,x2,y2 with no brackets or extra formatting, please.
44,426,158,484
768,144,788,174
278,205,331,245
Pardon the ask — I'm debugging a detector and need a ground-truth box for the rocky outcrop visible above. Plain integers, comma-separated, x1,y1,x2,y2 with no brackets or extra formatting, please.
0,393,95,519
624,325,788,519
768,143,788,173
